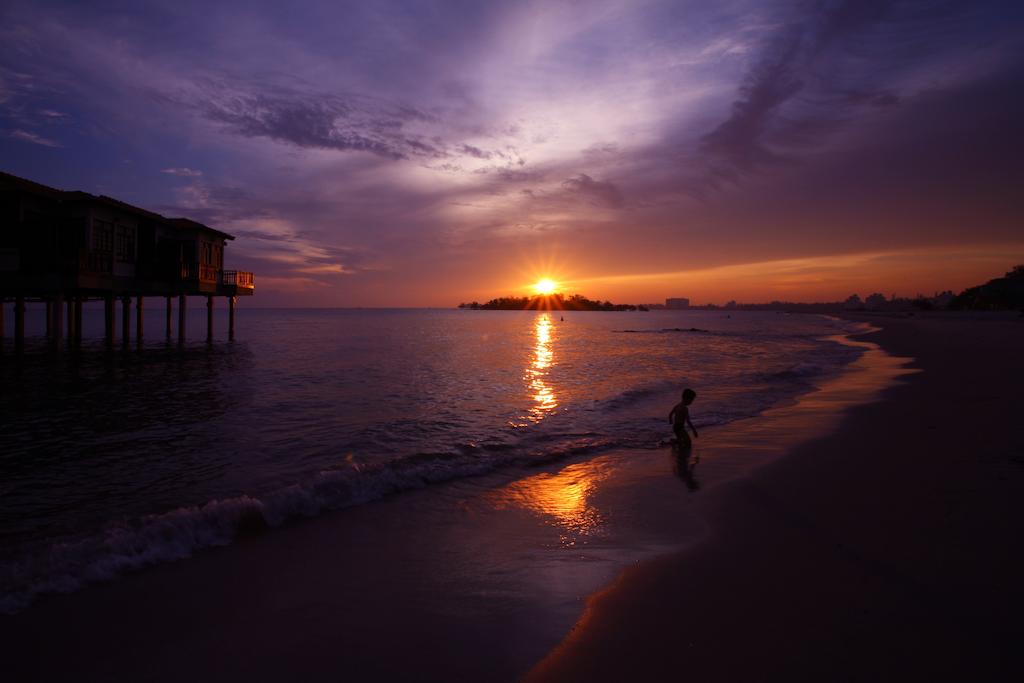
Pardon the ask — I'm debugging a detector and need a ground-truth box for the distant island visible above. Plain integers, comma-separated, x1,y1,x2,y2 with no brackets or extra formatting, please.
458,293,647,311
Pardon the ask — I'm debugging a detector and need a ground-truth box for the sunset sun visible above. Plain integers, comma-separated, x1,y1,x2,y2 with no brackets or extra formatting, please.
533,278,558,295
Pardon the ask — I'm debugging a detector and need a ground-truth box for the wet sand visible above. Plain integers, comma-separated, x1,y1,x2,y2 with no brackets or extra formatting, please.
528,313,1024,682
3,313,1021,681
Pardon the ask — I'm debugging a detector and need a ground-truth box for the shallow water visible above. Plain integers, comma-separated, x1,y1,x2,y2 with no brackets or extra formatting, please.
0,307,861,611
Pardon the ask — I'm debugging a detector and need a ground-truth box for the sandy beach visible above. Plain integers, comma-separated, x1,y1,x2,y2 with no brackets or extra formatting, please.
3,313,1023,682
529,312,1024,682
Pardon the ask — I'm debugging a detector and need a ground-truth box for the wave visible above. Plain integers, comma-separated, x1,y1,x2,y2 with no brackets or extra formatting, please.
615,327,713,334
0,434,624,614
597,379,680,412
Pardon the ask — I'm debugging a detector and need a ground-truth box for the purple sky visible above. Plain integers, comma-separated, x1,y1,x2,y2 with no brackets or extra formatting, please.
2,0,1023,305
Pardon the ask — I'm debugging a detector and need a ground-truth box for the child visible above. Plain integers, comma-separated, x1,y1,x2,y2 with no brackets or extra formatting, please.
668,388,699,448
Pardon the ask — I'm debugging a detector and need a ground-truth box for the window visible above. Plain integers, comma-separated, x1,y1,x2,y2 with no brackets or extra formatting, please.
201,241,216,264
92,219,113,252
115,224,136,262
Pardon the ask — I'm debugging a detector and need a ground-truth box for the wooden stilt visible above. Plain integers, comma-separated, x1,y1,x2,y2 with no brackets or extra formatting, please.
45,300,52,339
228,296,236,341
136,296,144,345
52,292,64,344
121,295,131,347
206,295,214,343
14,296,25,352
74,298,83,344
66,295,75,344
165,296,173,339
105,294,116,346
178,294,186,343
0,299,5,339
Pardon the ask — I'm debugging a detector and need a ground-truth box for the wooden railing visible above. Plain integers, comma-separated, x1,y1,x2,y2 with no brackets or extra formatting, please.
71,257,254,289
222,270,254,288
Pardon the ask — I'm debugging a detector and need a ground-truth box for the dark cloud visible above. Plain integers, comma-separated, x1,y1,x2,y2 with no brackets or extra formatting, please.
198,84,443,160
699,1,887,182
231,229,292,242
561,174,624,208
693,0,978,190
457,144,492,159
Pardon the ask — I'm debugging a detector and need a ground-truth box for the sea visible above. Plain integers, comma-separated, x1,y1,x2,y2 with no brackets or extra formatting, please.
0,306,864,613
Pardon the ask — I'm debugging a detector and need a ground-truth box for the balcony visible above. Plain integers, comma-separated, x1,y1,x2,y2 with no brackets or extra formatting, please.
220,270,255,296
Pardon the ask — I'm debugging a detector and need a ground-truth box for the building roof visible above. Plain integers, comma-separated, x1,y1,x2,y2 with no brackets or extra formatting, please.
0,170,235,240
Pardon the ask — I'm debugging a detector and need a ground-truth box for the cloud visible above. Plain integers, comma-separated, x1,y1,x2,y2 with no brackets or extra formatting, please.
195,81,449,160
561,173,624,208
8,129,61,147
161,167,203,177
693,0,927,189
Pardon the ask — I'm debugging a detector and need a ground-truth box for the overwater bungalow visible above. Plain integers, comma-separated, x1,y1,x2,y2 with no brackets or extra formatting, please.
0,171,254,349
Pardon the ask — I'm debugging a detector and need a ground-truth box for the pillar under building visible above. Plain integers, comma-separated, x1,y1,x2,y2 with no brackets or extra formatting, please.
228,296,236,341
66,295,75,345
206,295,214,343
0,300,5,340
104,294,116,346
74,298,83,344
52,292,64,344
165,296,173,339
121,295,131,347
178,294,187,343
136,296,144,345
15,296,25,352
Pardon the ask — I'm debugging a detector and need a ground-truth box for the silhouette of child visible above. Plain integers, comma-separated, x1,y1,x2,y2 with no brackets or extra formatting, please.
668,388,698,448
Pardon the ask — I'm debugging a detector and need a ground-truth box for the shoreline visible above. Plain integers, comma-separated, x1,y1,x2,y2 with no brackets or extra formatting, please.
527,313,1024,682
4,314,1013,681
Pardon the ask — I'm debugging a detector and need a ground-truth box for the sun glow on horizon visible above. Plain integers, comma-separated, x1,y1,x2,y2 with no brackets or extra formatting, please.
532,278,559,295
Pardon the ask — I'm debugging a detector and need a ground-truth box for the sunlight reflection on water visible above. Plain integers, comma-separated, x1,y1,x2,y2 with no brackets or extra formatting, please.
525,313,558,423
488,459,612,547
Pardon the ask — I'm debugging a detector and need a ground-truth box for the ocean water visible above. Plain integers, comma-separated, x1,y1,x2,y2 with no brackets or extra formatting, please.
0,307,862,612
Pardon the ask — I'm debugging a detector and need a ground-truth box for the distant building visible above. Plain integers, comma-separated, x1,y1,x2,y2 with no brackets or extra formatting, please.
666,297,690,309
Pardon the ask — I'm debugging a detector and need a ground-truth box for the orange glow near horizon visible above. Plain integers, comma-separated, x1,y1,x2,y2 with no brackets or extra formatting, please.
253,242,1024,307
529,245,1024,306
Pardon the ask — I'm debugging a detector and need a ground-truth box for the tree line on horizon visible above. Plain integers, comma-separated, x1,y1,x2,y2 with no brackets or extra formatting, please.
458,293,645,311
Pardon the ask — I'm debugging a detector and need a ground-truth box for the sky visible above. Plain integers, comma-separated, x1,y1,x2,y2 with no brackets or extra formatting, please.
2,0,1023,306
